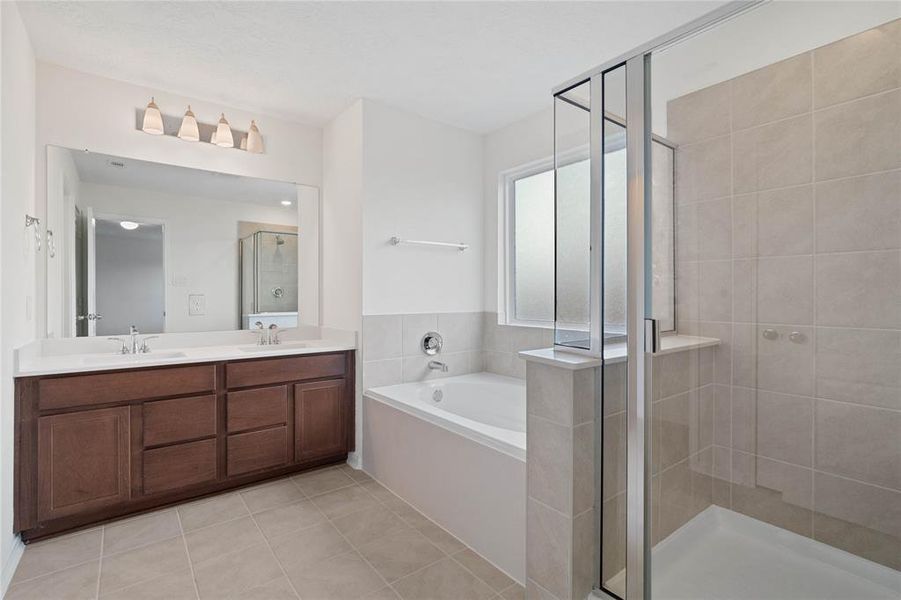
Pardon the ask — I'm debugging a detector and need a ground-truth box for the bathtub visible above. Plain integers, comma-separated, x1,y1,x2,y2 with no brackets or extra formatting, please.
363,372,526,583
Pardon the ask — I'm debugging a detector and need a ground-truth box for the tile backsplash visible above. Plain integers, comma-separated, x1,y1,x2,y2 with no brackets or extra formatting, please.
361,311,554,390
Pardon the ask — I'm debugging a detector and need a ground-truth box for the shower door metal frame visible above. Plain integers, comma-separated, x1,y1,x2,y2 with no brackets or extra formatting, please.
556,2,767,599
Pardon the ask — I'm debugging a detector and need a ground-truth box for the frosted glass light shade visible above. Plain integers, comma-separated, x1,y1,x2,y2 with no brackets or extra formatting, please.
246,120,264,153
142,98,164,135
177,105,199,141
215,113,234,148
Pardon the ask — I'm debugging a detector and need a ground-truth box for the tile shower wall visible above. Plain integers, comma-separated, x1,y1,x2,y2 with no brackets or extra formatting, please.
361,312,554,390
668,20,900,569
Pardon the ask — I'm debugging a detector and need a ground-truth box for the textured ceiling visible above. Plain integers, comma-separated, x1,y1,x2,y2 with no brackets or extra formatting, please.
18,1,725,133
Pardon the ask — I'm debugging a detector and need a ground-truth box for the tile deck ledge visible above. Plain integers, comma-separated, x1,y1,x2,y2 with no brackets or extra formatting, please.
519,334,720,369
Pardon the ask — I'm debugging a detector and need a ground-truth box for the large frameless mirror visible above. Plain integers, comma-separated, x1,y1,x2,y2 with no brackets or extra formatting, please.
44,146,315,338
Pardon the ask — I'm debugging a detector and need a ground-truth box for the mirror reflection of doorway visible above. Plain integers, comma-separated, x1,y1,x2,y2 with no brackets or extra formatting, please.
76,214,166,336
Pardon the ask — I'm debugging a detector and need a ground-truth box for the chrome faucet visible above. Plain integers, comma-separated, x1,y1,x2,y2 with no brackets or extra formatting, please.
107,326,157,354
128,325,140,354
428,360,448,373
253,322,281,345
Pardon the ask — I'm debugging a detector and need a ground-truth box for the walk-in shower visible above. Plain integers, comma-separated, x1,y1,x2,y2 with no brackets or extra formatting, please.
550,2,901,598
239,229,299,329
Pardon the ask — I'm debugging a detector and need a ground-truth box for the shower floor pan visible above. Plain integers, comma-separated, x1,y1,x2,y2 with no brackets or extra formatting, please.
604,506,899,599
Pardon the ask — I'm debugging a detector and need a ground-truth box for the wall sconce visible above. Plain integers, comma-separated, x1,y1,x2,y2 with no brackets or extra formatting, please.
137,99,264,153
246,120,264,154
177,106,199,142
214,113,234,148
141,98,164,135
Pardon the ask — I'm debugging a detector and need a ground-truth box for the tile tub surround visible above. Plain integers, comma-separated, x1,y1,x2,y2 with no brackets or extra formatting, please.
361,312,553,390
669,19,901,570
7,465,525,600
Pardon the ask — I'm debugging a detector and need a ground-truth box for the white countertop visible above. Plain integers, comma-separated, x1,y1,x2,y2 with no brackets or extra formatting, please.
519,334,720,369
15,327,357,377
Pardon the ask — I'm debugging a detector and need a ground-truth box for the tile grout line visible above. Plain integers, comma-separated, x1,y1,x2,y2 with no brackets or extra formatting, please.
363,471,523,593
446,548,513,596
174,507,202,600
237,490,304,600
319,481,399,594
338,473,486,597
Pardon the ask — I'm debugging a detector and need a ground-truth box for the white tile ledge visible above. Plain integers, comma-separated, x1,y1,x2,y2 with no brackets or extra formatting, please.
519,335,720,369
518,348,601,370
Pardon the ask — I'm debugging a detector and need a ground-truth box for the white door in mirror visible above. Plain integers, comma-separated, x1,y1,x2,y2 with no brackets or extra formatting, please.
188,294,206,316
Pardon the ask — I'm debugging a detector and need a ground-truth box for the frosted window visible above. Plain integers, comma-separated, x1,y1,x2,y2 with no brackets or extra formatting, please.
513,170,555,322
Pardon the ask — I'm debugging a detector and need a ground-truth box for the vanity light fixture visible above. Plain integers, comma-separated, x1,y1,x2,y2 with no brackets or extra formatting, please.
120,221,140,230
138,100,263,153
141,97,164,135
246,120,264,154
214,113,234,148
177,105,199,141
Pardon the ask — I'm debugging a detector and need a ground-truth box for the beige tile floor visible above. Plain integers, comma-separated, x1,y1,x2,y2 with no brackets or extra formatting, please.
6,464,525,600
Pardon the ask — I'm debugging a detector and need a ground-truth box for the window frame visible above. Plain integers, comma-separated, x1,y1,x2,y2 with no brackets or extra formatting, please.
500,145,588,329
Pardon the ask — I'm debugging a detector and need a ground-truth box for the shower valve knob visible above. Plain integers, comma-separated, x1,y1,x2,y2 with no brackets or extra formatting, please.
762,329,779,340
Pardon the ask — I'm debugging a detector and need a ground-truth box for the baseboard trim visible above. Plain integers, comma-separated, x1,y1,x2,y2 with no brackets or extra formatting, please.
1,535,25,595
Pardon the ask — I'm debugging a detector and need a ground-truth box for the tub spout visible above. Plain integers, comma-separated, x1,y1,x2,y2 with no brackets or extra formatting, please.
428,360,449,372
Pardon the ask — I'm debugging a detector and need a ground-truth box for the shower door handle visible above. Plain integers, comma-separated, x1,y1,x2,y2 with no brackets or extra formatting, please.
645,318,660,353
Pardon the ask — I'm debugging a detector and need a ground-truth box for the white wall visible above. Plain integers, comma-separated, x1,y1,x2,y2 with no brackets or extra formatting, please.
79,182,297,334
482,107,553,316
94,224,165,336
321,100,364,333
362,100,483,315
34,63,323,336
0,1,35,590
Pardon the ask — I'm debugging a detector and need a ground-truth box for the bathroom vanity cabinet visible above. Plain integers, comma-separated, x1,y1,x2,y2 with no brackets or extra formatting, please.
14,350,354,541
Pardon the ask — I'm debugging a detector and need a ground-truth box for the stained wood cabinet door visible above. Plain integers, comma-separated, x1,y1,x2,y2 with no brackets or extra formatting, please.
294,380,346,462
37,406,130,521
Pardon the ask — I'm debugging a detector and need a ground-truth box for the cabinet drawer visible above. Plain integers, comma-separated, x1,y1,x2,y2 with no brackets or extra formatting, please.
227,353,345,389
38,365,217,411
143,395,216,447
227,427,288,476
143,439,217,495
227,386,287,433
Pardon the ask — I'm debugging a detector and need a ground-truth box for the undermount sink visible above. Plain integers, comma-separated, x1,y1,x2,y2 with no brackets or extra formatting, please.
82,351,187,365
239,341,310,353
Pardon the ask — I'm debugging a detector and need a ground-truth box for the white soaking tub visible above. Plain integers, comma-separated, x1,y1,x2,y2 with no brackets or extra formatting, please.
363,373,526,583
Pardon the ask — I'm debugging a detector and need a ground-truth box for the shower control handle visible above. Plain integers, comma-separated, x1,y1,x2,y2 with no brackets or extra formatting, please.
762,328,779,340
